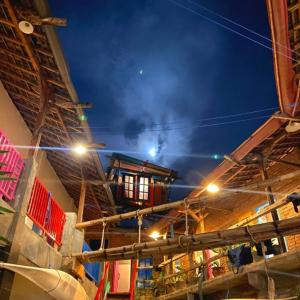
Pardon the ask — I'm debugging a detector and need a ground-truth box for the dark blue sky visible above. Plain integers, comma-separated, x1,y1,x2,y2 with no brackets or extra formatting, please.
50,0,278,199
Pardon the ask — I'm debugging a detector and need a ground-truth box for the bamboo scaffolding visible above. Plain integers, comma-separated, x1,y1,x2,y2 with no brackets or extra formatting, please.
76,169,300,229
231,196,291,228
157,252,226,283
159,253,187,268
73,216,300,262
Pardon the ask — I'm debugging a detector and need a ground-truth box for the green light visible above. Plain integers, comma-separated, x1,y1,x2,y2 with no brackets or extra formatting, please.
79,114,88,121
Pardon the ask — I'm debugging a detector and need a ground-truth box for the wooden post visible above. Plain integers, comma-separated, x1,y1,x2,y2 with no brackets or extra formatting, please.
258,154,287,253
28,77,51,158
77,179,87,223
195,213,213,280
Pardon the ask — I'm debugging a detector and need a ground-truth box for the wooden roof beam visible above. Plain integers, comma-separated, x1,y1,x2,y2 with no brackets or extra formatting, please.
0,16,45,39
3,0,39,72
0,46,60,74
88,184,103,217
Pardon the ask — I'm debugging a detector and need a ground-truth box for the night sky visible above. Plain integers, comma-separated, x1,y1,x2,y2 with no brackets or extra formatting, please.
49,0,278,199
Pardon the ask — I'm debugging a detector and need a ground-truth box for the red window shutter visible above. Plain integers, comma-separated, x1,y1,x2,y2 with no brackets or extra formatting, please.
149,182,154,207
154,184,162,205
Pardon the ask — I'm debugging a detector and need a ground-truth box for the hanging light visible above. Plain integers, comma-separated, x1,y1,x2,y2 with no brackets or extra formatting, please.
206,183,220,193
18,21,34,34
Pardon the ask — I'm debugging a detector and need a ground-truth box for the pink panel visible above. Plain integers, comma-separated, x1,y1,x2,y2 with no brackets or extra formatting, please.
0,130,24,201
112,261,119,292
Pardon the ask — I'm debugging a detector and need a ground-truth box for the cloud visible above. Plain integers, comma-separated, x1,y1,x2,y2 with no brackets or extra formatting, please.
123,119,146,141
53,0,278,200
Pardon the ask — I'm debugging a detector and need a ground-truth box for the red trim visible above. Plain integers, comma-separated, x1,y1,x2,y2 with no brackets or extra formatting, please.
266,0,297,116
129,260,138,300
94,262,110,300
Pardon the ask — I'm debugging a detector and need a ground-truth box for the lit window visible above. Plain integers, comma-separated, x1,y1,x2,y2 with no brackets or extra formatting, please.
139,177,149,200
124,175,134,198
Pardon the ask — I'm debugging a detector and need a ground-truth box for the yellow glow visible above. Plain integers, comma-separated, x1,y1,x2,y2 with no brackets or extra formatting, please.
73,144,87,155
206,183,220,193
149,231,160,240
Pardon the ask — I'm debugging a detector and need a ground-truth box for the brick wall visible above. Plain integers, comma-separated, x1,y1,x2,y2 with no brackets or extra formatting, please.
279,202,300,250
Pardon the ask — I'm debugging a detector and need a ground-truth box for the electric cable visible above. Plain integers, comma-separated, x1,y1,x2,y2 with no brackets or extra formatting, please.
186,0,300,57
166,0,298,65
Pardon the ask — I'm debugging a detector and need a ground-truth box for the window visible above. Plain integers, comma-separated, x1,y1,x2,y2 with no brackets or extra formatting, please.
124,175,134,198
139,177,149,200
137,258,152,288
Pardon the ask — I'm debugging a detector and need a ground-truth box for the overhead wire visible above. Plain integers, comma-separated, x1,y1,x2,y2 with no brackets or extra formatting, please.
166,0,299,65
88,114,272,134
78,107,278,130
186,0,300,57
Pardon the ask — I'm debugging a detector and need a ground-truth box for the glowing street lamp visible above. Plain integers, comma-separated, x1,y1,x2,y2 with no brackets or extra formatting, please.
73,144,87,155
149,231,160,240
206,183,220,194
72,142,106,156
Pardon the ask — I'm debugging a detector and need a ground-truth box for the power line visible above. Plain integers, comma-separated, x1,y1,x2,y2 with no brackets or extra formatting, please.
77,107,277,130
89,114,271,134
166,0,298,65
186,0,299,57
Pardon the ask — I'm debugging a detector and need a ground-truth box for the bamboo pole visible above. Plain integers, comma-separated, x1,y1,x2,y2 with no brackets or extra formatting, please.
73,216,300,262
76,169,300,229
231,196,290,228
159,253,187,268
156,252,226,282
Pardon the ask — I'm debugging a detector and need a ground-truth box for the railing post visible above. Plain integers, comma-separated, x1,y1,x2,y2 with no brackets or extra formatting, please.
257,153,287,253
77,179,87,224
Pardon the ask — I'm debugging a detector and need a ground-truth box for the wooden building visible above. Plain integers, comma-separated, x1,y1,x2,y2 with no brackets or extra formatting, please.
0,0,115,299
74,1,300,300
3,0,300,300
107,153,177,208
